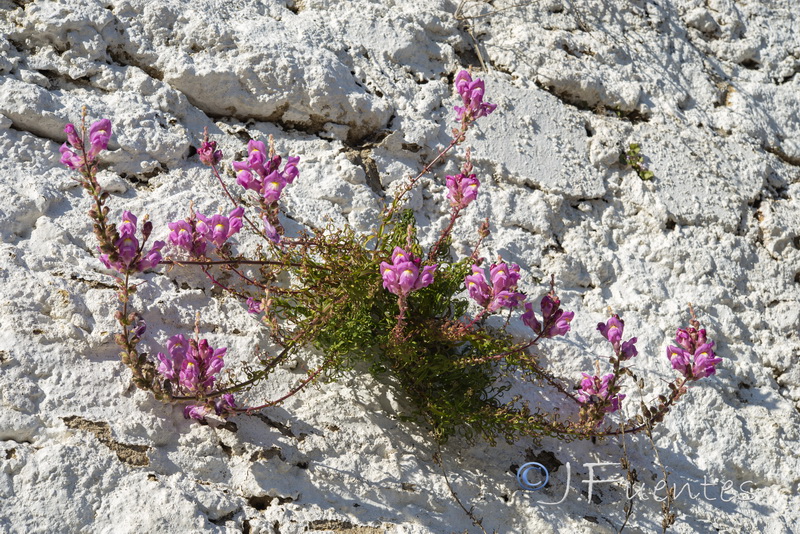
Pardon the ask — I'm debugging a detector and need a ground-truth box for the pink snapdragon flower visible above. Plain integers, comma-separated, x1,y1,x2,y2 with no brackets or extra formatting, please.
232,140,300,205
464,262,525,312
666,327,721,380
522,294,574,338
196,206,245,247
60,118,112,170
179,339,226,392
576,373,626,413
262,217,281,245
380,247,437,297
597,315,638,360
620,338,638,360
184,393,237,420
197,140,223,166
99,212,165,273
59,143,84,170
156,334,189,380
167,218,207,257
246,297,264,314
169,206,244,254
453,70,497,123
118,210,137,235
157,335,235,420
446,172,479,209
64,123,81,146
597,316,624,346
87,119,112,158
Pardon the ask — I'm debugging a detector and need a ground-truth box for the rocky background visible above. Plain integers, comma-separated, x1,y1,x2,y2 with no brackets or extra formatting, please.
1,0,799,532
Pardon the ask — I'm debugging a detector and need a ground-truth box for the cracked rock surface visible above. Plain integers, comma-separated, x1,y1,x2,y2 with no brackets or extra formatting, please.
1,0,799,533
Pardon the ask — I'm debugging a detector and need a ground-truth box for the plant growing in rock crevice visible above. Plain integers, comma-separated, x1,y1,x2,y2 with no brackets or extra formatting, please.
61,69,721,446
621,142,655,180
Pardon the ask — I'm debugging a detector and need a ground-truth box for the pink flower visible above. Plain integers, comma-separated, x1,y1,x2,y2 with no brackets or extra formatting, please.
168,218,207,257
156,334,189,380
576,373,625,413
158,336,228,398
178,339,226,392
116,233,139,264
64,123,81,147
262,217,281,244
597,315,639,360
692,343,721,378
597,316,624,346
261,171,287,205
183,393,237,420
59,143,83,170
233,141,300,206
168,220,193,248
666,340,721,381
214,393,237,416
465,265,491,306
201,214,231,247
119,211,137,236
98,212,164,274
87,119,112,158
283,156,300,184
195,206,245,248
675,327,708,352
465,262,524,312
138,241,165,270
380,247,437,297
490,263,520,292
620,338,638,360
184,404,210,420
453,70,497,123
522,295,574,338
60,119,112,171
236,169,255,190
198,140,222,166
246,297,264,314
446,172,479,209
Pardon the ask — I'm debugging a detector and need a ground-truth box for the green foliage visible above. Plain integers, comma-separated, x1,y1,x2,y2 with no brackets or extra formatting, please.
621,143,655,181
263,208,567,444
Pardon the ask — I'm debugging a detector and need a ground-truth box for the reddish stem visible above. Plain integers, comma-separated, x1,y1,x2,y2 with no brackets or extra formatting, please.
428,206,462,261
240,361,330,412
209,160,264,236
160,259,298,267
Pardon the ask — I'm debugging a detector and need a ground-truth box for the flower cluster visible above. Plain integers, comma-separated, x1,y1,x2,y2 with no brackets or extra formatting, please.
246,297,264,314
232,140,299,206
156,334,236,419
380,247,437,297
576,373,626,414
167,214,207,258
168,206,244,256
572,315,639,423
197,139,223,167
597,315,638,360
522,294,574,338
60,119,112,170
667,327,721,380
465,262,525,312
99,211,165,274
453,70,497,123
197,207,245,247
446,172,479,209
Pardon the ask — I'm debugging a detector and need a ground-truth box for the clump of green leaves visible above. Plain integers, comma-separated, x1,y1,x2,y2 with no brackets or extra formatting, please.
621,143,655,180
259,208,567,444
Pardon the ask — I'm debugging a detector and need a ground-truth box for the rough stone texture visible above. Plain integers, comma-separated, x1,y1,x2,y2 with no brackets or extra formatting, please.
1,0,800,532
